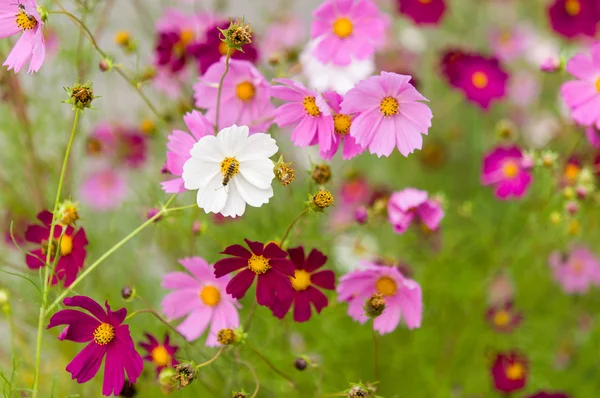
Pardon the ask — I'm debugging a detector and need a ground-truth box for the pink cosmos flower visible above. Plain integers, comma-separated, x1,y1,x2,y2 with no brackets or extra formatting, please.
586,126,600,148
396,0,447,25
80,168,128,211
261,16,306,60
47,296,144,396
311,0,387,66
489,25,532,62
162,257,240,345
337,263,423,334
0,0,45,73
561,43,600,128
193,59,274,132
139,333,179,376
387,188,444,234
547,0,600,39
25,210,88,287
481,146,532,200
508,71,540,108
548,246,600,294
340,71,432,157
161,111,213,193
272,78,335,155
320,91,364,160
86,123,148,169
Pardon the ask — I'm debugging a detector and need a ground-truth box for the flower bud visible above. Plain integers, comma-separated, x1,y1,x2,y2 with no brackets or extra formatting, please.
312,164,331,185
121,286,134,301
565,201,579,215
99,57,114,72
540,55,562,73
217,328,236,345
147,208,161,222
64,82,95,110
294,357,308,371
218,18,253,52
563,186,575,200
495,119,517,140
347,384,376,398
173,362,197,389
354,206,368,225
158,368,177,394
310,190,334,211
56,200,79,227
549,211,562,225
273,156,295,186
231,392,248,398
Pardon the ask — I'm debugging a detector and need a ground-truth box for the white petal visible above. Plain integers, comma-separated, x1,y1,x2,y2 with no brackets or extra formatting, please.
233,175,273,208
219,179,247,218
239,159,275,190
196,173,228,214
235,133,278,162
182,158,220,190
189,135,224,162
217,125,249,157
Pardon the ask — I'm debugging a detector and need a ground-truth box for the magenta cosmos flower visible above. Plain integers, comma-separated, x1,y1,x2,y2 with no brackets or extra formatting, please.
341,71,432,157
193,59,274,132
272,78,335,155
396,0,447,25
311,0,386,66
0,0,45,73
320,91,364,160
491,351,528,393
337,263,422,334
161,110,213,193
25,210,88,287
213,239,295,307
561,43,600,128
80,168,128,211
161,257,240,345
485,301,523,333
86,123,148,169
548,246,600,294
586,126,600,148
481,146,532,200
548,0,600,38
387,188,444,234
271,247,336,322
139,333,179,375
47,296,144,396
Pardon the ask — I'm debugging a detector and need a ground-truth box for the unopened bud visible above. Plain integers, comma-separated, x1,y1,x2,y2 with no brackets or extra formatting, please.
64,82,95,110
576,186,589,199
354,206,368,225
219,18,253,52
173,362,197,390
310,190,334,211
294,357,308,371
312,164,331,185
549,211,562,225
565,201,579,215
495,119,517,140
273,156,295,186
121,286,134,300
231,392,248,398
540,55,562,73
364,293,386,318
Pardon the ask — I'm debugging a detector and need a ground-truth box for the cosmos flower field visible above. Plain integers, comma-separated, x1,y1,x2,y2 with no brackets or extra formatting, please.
1,0,600,397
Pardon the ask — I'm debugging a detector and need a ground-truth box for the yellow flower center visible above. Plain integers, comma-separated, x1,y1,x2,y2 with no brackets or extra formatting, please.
93,323,115,345
114,31,130,46
333,114,352,136
332,17,353,38
375,276,397,297
236,81,256,101
571,260,585,274
471,71,489,89
564,163,580,182
313,190,334,209
151,345,170,367
418,0,432,3
199,285,221,307
379,97,399,117
179,28,195,47
505,362,525,380
493,310,511,326
248,255,270,274
565,0,581,16
140,119,155,135
290,270,312,291
218,41,236,56
60,235,74,256
502,161,519,179
302,96,321,117
220,157,240,184
595,77,600,94
15,10,37,31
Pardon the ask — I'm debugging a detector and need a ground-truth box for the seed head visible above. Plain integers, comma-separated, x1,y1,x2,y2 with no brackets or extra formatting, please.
219,18,253,52
274,156,295,186
56,200,79,227
121,286,134,301
64,82,95,110
312,164,331,185
364,293,386,318
173,362,197,389
217,328,236,345
310,190,334,211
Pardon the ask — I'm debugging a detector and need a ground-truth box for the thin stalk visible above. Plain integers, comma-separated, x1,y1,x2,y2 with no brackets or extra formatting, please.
196,347,225,369
124,309,188,342
31,109,81,398
280,208,309,246
214,49,232,133
237,360,260,398
372,327,379,382
246,342,296,388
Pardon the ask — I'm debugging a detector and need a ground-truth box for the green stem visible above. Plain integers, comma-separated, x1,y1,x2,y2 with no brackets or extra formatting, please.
31,109,80,398
280,208,309,246
372,327,379,382
214,49,232,134
124,308,188,342
196,346,225,369
246,342,296,388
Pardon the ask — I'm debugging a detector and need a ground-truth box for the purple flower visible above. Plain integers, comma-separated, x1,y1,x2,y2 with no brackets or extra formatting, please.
387,188,444,234
0,0,45,73
481,146,532,200
47,296,144,396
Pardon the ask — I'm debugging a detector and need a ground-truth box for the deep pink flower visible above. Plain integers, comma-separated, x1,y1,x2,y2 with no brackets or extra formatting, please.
47,296,144,396
526,392,570,398
491,351,528,393
271,247,336,322
193,59,274,132
213,239,295,307
547,0,600,39
191,21,259,75
25,210,88,287
396,0,447,25
481,146,532,200
0,0,45,73
310,0,386,66
337,263,422,334
139,333,179,375
161,257,240,345
320,90,364,160
485,301,523,333
387,188,444,234
80,168,128,211
87,123,148,169
548,246,600,294
272,78,335,155
341,71,432,157
586,126,600,148
161,111,213,193
561,43,600,128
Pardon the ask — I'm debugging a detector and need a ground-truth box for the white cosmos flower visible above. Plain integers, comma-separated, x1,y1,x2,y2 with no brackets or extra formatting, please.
182,125,278,218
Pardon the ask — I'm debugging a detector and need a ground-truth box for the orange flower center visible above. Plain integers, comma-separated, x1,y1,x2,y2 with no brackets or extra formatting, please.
60,235,74,256
290,269,311,291
505,362,525,380
93,323,115,345
151,345,170,367
332,17,353,38
493,310,511,326
302,96,321,117
379,97,399,117
502,160,519,179
236,81,255,101
595,77,600,94
248,255,270,274
375,276,397,296
200,285,221,307
564,163,580,182
565,0,581,16
471,71,489,89
179,28,195,47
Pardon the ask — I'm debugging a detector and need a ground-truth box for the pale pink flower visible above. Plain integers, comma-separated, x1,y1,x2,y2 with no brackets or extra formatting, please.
80,168,127,211
162,257,240,345
337,263,422,334
0,0,45,73
549,246,600,294
488,25,532,62
508,71,541,108
162,111,213,193
261,16,306,60
387,188,444,234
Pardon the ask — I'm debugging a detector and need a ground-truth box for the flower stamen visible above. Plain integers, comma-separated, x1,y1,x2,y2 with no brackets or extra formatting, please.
290,270,311,291
248,255,270,274
15,10,37,31
151,345,170,367
200,285,221,306
471,71,489,89
236,81,255,101
375,276,397,296
93,323,115,345
379,97,399,117
302,96,321,117
333,114,352,136
332,17,353,38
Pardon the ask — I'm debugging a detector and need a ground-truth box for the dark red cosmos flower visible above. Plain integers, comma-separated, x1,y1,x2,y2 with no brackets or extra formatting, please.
139,333,179,375
47,296,144,396
396,0,447,25
25,210,88,287
190,22,259,75
526,392,570,398
272,247,336,322
486,301,523,333
491,351,528,393
548,0,600,39
155,30,197,74
213,239,294,307
440,49,471,84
